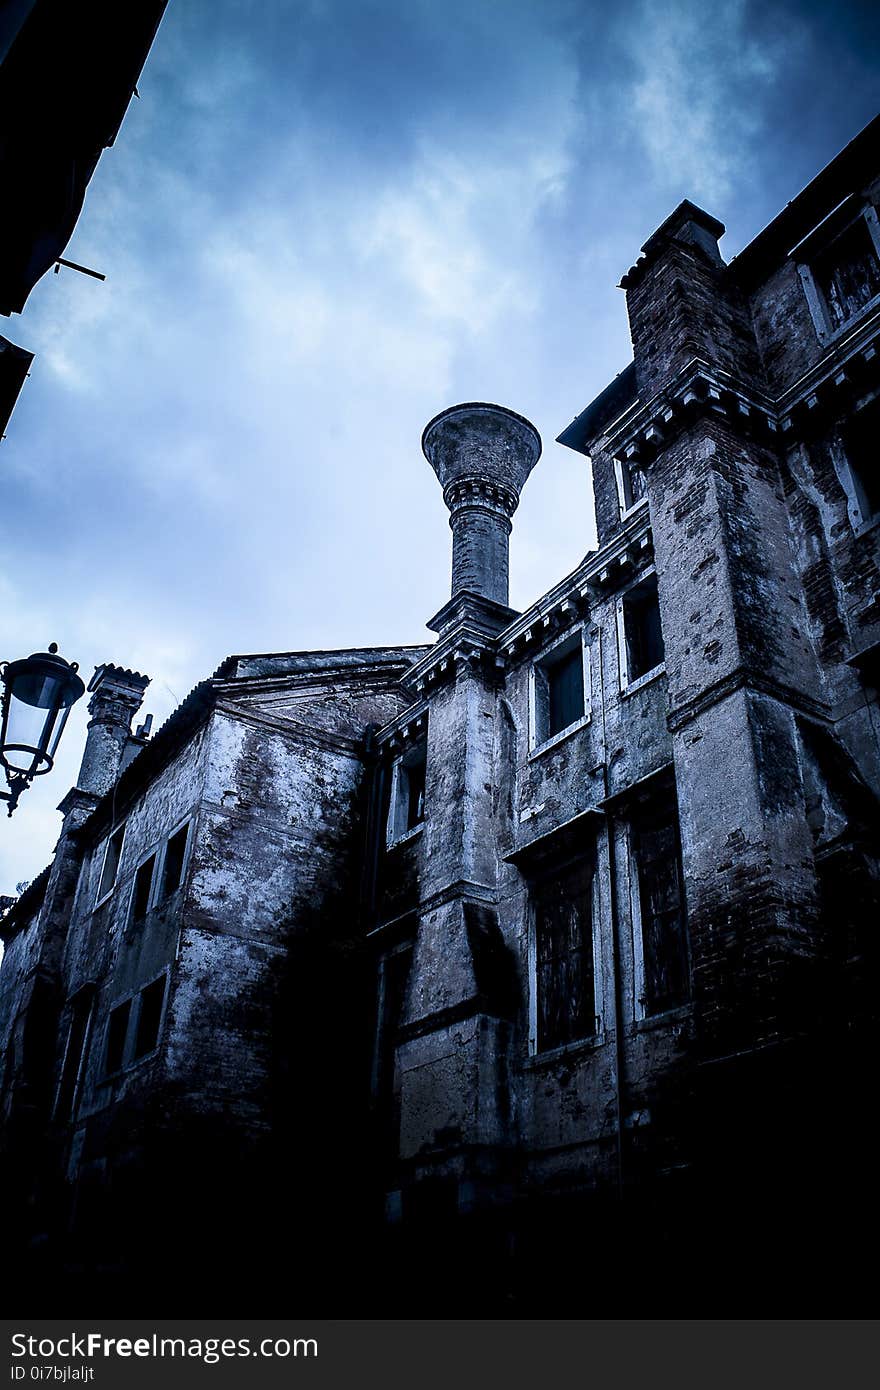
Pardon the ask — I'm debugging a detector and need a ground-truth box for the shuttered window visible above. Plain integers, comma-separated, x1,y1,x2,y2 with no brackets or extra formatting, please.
632,795,690,1014
533,858,595,1052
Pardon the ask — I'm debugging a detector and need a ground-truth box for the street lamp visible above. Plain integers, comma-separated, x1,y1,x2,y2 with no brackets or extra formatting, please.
0,643,85,816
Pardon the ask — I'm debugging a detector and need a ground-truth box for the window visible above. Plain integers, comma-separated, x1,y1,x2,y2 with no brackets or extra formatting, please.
105,999,131,1075
373,946,412,1159
837,397,880,534
387,742,427,844
797,204,880,342
55,989,94,1119
614,454,647,517
95,824,125,904
531,856,596,1053
619,574,665,688
132,976,166,1060
131,854,156,922
630,790,690,1016
531,630,589,750
159,822,189,901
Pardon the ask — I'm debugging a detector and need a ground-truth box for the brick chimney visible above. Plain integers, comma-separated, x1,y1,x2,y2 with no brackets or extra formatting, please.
77,664,150,798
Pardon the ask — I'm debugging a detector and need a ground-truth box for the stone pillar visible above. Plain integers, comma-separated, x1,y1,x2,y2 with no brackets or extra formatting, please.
77,664,150,798
422,402,541,608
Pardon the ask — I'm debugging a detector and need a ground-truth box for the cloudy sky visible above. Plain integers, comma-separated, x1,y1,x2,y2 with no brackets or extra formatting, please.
2,0,879,893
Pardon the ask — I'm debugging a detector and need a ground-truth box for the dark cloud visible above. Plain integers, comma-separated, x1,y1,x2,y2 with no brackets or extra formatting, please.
2,0,877,890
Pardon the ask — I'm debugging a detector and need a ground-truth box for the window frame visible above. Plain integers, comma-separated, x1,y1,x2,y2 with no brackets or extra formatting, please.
613,453,649,521
527,850,601,1058
386,741,428,847
53,985,96,1121
796,203,880,346
157,818,191,903
627,796,691,1021
94,823,126,909
528,625,592,757
129,850,158,924
103,997,133,1078
101,969,170,1079
832,395,880,537
617,569,666,694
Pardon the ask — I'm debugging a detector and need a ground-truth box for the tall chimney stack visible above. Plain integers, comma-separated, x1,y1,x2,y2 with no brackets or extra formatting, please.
77,664,150,798
422,402,541,609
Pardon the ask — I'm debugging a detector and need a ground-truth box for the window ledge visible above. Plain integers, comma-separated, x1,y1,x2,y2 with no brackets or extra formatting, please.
814,290,880,348
619,496,649,523
92,889,117,913
621,662,666,698
386,822,424,851
851,511,880,539
523,1031,605,1068
633,1003,693,1034
528,713,591,761
99,1047,160,1086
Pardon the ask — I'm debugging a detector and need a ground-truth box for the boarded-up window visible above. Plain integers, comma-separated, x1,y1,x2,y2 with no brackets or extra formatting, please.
131,854,156,921
812,217,880,332
532,857,595,1052
622,575,665,683
160,823,189,900
96,825,125,903
105,1000,131,1075
632,793,690,1015
133,976,166,1059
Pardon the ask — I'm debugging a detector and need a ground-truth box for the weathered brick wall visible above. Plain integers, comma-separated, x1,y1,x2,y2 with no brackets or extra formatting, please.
626,241,763,400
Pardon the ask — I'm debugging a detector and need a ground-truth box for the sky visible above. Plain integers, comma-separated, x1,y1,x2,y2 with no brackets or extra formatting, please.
1,0,879,894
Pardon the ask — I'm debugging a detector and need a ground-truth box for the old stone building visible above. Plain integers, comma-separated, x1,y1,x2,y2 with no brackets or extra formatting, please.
2,116,879,1314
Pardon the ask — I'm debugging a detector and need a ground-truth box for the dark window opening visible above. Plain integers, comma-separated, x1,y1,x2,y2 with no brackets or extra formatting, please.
133,976,166,1060
373,947,412,1162
842,398,880,529
160,823,189,900
405,750,426,831
533,856,596,1052
56,991,93,1119
105,1000,131,1075
131,854,156,921
389,742,427,841
96,825,125,902
548,645,585,738
623,575,665,683
812,217,880,332
632,792,690,1015
534,636,586,745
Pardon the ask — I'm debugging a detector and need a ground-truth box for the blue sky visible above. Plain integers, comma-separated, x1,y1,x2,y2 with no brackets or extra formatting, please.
2,0,879,892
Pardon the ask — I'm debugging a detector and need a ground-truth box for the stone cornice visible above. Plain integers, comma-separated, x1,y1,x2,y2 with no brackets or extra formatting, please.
606,358,779,467
499,508,655,661
213,698,364,756
777,311,880,439
375,703,428,754
403,508,657,697
666,665,830,733
604,313,880,467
